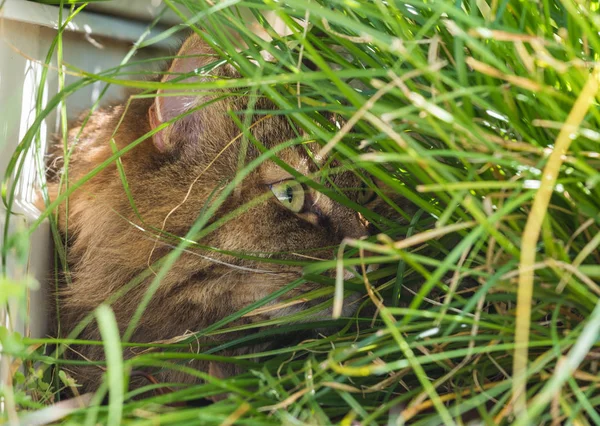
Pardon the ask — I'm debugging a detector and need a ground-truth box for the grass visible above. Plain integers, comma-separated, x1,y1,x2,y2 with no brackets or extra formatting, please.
2,0,600,424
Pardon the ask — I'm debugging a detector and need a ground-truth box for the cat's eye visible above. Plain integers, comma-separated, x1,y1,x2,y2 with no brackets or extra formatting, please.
270,180,305,213
356,180,376,205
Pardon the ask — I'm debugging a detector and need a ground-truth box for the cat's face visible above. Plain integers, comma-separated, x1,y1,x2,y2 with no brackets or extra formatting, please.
140,131,372,320
152,113,374,261
139,99,373,322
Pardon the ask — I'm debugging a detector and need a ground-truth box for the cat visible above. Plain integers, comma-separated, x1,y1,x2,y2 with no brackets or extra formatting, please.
46,33,381,394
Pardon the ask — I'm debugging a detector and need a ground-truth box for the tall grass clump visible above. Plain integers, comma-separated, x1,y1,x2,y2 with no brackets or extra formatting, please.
2,0,600,424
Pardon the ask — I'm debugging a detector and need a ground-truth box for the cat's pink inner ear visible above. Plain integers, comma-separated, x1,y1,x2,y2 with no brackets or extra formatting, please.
148,100,169,153
148,35,209,152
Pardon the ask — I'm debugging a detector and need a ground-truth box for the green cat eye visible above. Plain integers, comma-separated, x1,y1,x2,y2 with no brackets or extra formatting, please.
270,180,305,213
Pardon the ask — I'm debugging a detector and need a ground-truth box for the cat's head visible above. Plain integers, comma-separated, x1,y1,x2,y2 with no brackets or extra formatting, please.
54,33,381,337
137,34,377,317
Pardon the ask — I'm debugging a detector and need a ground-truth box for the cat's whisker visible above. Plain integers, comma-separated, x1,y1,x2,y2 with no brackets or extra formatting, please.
138,231,282,274
158,241,281,274
289,252,325,261
243,298,309,317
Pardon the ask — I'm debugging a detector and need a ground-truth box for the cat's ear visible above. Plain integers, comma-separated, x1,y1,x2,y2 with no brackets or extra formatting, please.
148,35,234,153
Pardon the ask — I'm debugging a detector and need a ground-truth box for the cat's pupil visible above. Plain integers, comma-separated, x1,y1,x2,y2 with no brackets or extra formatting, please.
286,186,294,202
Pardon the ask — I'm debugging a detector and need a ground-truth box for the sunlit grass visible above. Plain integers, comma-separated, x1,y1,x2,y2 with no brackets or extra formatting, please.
2,0,600,424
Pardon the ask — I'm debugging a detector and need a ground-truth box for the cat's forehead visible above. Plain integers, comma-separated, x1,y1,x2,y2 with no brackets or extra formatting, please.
260,145,313,183
259,143,361,189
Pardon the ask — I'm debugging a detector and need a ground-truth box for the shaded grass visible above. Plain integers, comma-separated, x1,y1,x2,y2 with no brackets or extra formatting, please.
2,0,600,425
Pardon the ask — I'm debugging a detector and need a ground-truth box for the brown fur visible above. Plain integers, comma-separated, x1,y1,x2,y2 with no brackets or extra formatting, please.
47,35,378,392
